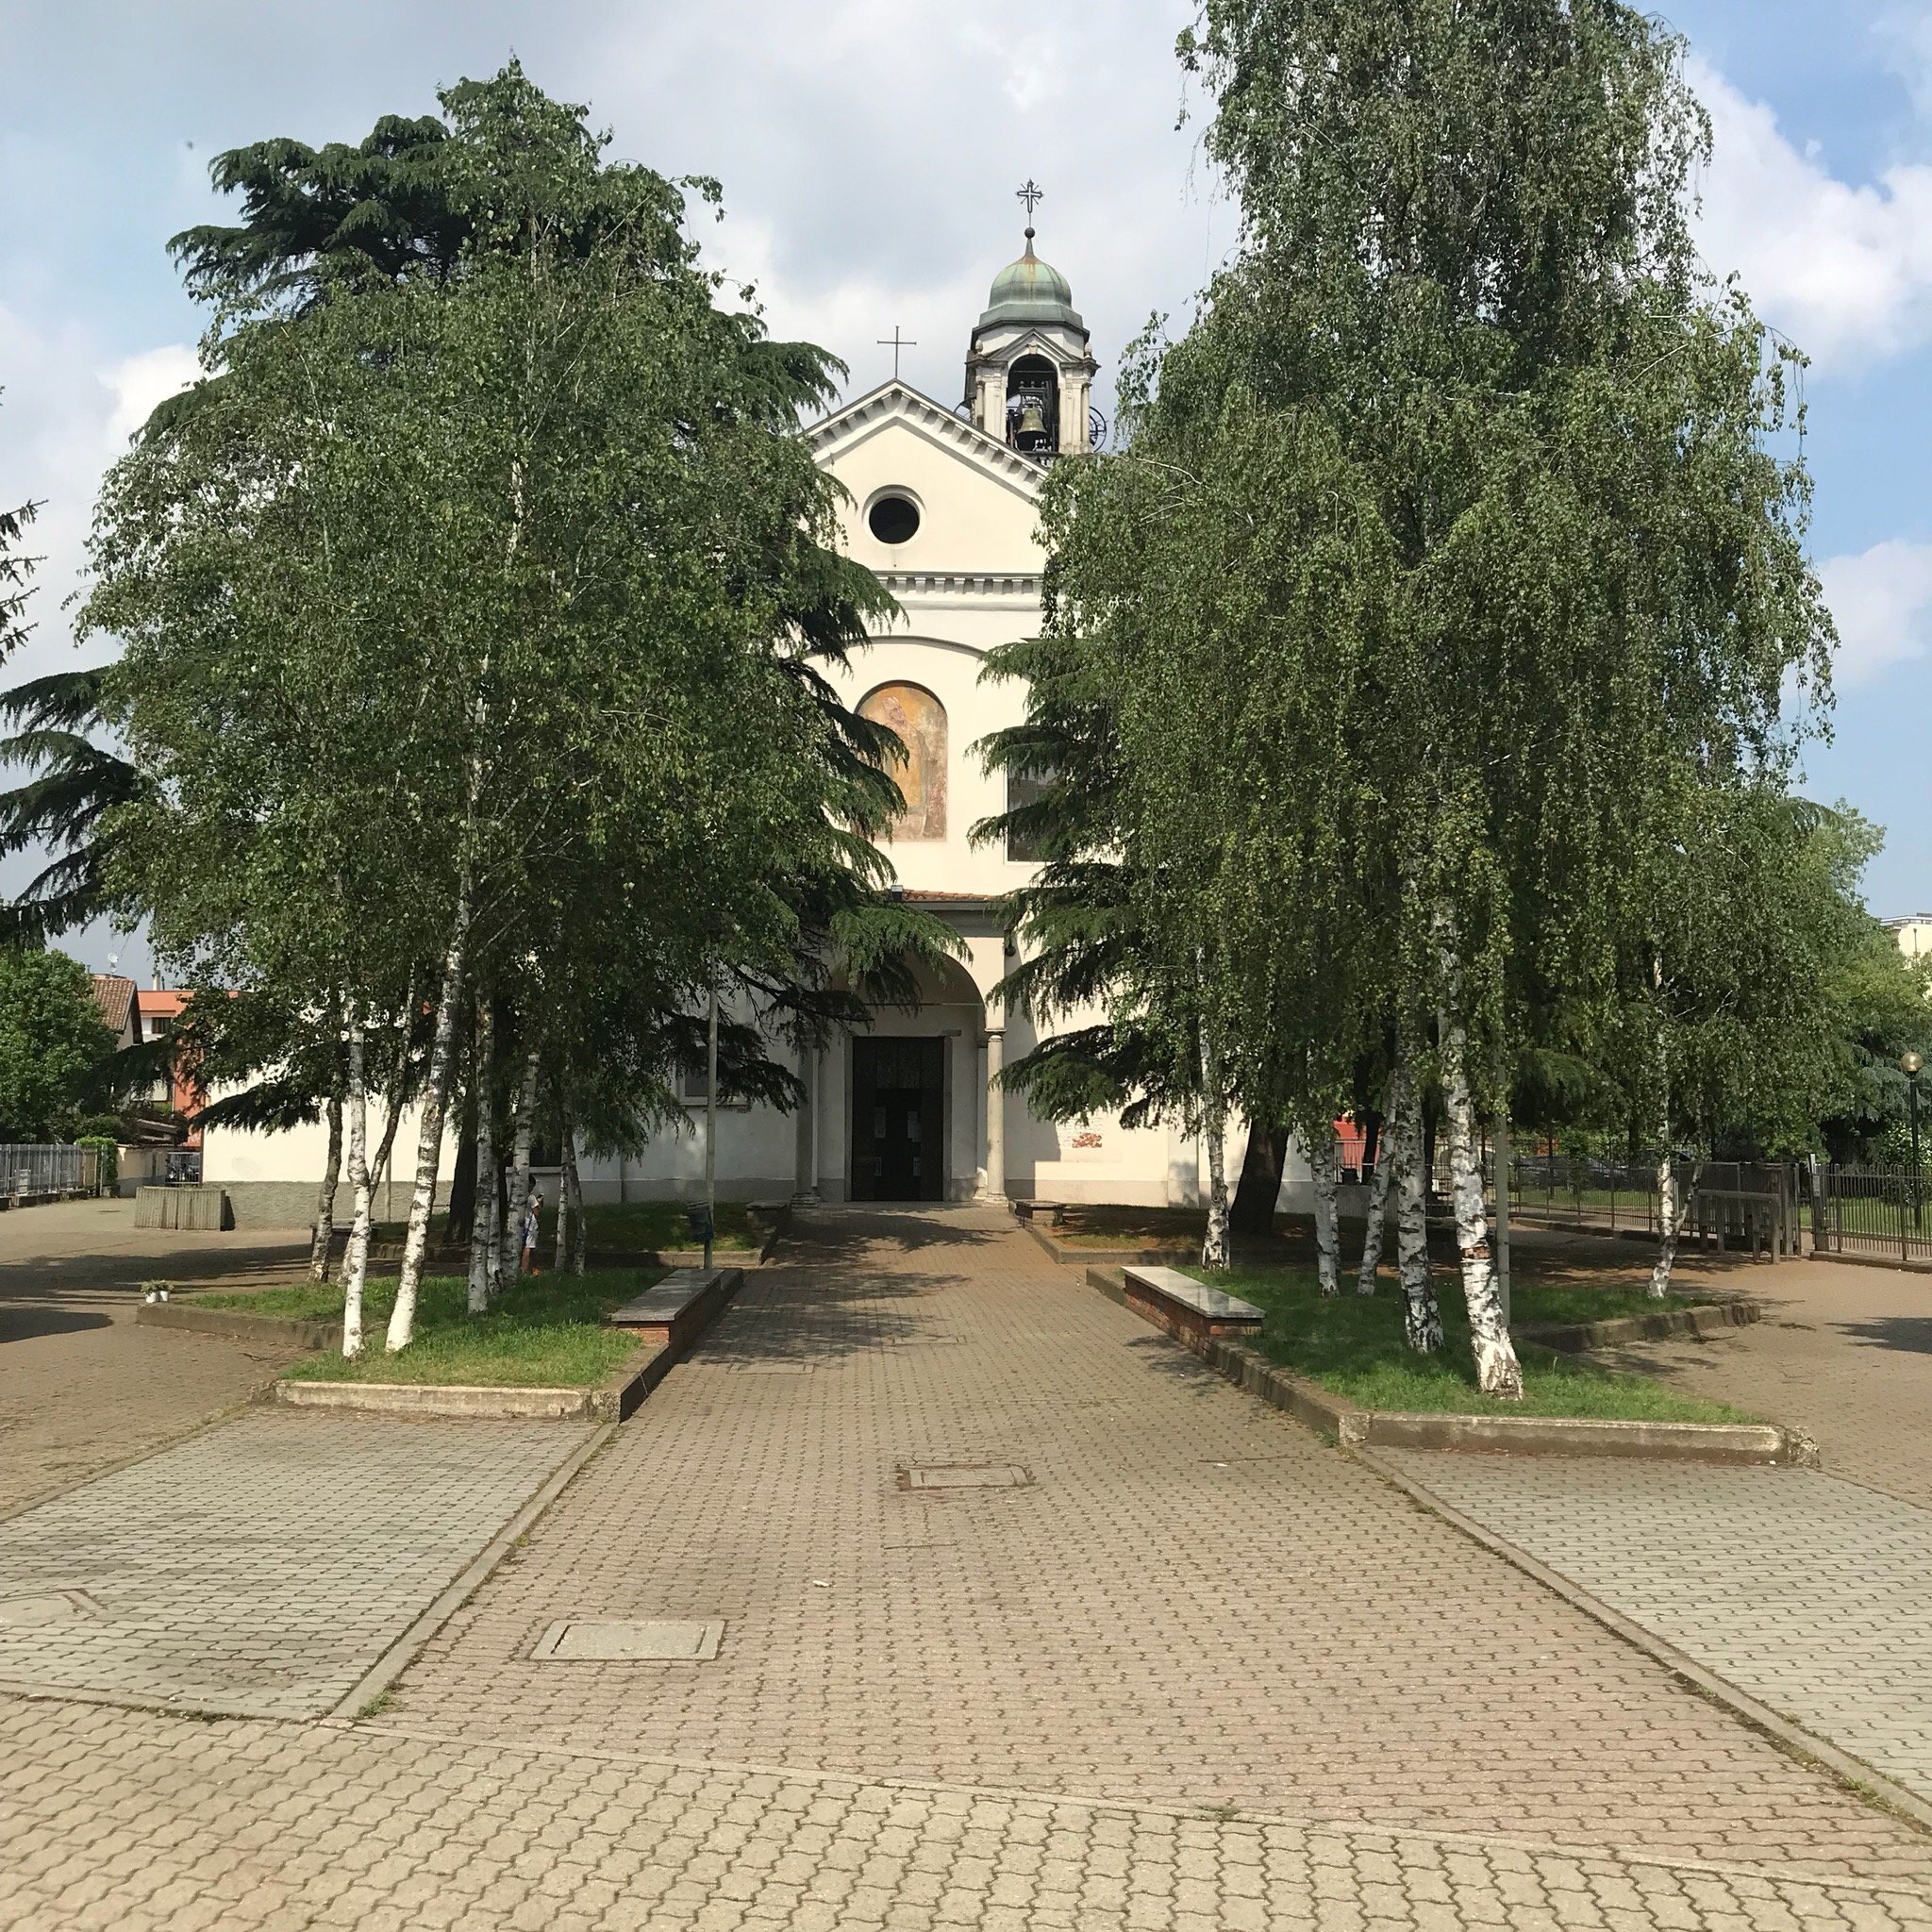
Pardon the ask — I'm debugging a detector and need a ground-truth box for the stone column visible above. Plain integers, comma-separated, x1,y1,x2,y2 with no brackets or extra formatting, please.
984,1027,1007,1203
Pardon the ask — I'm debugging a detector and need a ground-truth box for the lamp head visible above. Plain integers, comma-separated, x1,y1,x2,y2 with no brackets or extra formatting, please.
1904,1051,1925,1077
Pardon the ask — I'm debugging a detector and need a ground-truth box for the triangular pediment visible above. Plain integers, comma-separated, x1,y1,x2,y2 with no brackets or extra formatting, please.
806,381,1044,508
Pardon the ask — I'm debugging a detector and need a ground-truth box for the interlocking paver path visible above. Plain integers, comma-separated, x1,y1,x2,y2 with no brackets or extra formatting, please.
7,1694,1932,1932
0,1410,595,1716
0,1196,308,1514
383,1206,1932,1883
1382,1452,1932,1807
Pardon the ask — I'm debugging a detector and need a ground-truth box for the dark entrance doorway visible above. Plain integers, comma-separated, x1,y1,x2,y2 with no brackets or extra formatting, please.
850,1036,946,1203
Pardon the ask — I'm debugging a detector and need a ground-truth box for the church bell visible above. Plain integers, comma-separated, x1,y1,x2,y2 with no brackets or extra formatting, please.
1015,395,1047,439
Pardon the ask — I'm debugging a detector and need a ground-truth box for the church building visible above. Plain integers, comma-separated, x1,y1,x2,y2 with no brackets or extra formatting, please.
586,215,1233,1208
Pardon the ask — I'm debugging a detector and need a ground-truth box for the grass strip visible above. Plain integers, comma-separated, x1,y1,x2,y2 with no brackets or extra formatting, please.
197,1269,660,1388
1187,1265,1757,1424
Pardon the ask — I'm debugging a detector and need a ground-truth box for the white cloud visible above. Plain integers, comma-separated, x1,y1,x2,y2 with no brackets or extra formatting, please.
1693,56,1932,369
0,307,196,681
103,342,199,445
1819,538,1932,685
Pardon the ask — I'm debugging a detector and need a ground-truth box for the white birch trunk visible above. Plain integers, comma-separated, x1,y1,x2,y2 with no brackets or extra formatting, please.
1199,1033,1231,1273
1311,1127,1341,1296
308,1093,342,1283
340,1014,373,1359
1356,1128,1391,1295
1651,1143,1679,1298
1435,912,1523,1399
1390,1046,1442,1352
1649,975,1677,1299
469,995,497,1315
507,1048,540,1280
386,886,471,1354
569,1136,587,1275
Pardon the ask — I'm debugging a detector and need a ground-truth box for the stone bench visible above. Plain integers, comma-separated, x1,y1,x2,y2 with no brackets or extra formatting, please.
607,1266,743,1352
1122,1266,1265,1350
1010,1199,1068,1228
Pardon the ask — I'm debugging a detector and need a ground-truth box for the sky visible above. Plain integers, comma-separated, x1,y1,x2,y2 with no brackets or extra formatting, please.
3,0,1931,981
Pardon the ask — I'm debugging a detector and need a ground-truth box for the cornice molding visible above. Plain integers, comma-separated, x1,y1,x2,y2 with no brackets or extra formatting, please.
879,571,1041,601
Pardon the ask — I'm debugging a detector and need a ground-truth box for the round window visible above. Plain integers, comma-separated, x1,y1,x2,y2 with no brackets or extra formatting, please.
868,494,921,544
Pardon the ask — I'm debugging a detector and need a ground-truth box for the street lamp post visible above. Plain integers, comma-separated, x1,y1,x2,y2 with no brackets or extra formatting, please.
1905,1051,1924,1233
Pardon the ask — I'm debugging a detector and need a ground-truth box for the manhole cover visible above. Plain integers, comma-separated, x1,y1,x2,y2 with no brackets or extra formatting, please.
531,1619,724,1661
898,1464,1034,1491
0,1590,101,1628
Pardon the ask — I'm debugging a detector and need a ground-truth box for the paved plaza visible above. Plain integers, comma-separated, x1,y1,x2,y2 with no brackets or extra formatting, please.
1378,1453,1932,1807
0,1410,596,1718
3,1201,1932,1929
387,1208,1932,1881
1573,1247,1932,1508
8,1694,1932,1932
0,1198,308,1516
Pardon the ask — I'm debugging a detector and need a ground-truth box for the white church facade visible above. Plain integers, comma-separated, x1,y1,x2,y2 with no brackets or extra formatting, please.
579,225,1205,1208
202,223,1314,1219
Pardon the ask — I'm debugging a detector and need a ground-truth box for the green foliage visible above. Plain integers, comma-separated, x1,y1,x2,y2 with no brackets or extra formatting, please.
75,1134,118,1192
0,948,115,1140
987,0,1842,1196
0,669,142,945
84,64,951,1206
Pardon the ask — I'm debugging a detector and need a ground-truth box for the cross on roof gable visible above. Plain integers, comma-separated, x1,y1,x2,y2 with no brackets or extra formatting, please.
806,380,1045,505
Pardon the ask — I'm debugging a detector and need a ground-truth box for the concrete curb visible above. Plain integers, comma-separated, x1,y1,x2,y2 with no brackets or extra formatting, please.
1086,1266,1817,1466
271,1340,681,1423
1810,1248,1932,1278
137,1300,338,1351
1520,1298,1763,1352
1357,1447,1932,1839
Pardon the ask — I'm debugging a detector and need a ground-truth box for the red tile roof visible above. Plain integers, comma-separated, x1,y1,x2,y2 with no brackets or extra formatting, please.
91,974,136,1038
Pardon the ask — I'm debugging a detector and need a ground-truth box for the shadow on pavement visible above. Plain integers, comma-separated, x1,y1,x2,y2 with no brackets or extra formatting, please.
0,1306,113,1344
1834,1315,1932,1357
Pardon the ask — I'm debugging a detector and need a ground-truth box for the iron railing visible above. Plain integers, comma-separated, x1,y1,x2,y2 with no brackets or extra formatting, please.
0,1144,101,1199
1486,1154,1803,1259
1813,1162,1932,1266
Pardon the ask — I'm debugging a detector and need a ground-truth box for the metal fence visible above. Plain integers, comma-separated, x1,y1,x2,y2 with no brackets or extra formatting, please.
0,1144,101,1200
1813,1162,1932,1266
1488,1154,1803,1259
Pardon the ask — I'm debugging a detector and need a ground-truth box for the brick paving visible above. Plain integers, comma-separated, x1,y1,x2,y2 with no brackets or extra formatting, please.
1381,1453,1932,1807
383,1206,1932,1883
0,1410,596,1717
6,1692,1932,1932
1572,1249,1932,1508
0,1198,308,1515
7,1201,1932,1927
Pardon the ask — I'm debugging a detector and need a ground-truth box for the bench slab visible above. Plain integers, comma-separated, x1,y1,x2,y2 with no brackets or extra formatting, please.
608,1267,742,1347
1123,1265,1264,1347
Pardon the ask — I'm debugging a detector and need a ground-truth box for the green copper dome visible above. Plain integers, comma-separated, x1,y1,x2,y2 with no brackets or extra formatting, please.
978,232,1084,330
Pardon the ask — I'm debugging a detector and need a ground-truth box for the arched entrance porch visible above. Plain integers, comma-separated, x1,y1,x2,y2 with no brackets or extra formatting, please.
798,953,999,1205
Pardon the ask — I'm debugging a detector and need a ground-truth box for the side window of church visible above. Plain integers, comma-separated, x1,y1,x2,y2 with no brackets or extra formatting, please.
1006,768,1054,862
680,1061,751,1110
858,683,947,841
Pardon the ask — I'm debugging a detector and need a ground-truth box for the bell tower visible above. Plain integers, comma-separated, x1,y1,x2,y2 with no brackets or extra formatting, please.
964,182,1098,458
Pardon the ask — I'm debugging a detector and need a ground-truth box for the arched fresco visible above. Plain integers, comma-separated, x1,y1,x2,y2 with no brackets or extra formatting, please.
858,682,947,841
